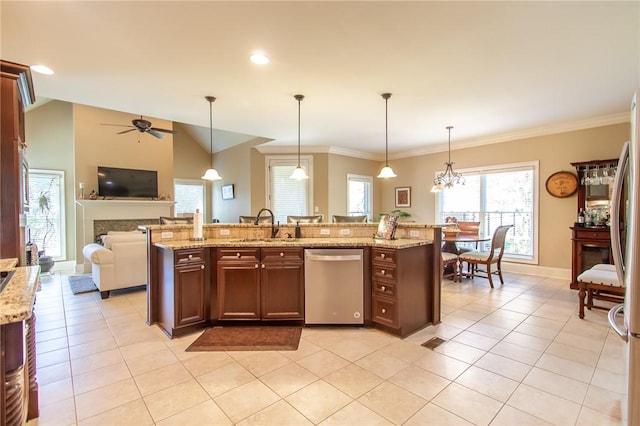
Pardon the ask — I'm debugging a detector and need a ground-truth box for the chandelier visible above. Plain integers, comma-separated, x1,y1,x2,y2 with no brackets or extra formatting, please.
431,126,464,192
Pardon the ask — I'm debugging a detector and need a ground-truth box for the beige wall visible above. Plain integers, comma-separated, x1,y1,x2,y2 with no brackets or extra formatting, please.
327,154,380,220
386,123,629,269
73,104,175,198
25,100,75,260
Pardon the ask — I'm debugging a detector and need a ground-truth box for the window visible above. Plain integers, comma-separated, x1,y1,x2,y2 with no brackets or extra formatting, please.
436,161,538,263
174,179,205,215
27,169,65,260
347,174,373,221
266,156,313,223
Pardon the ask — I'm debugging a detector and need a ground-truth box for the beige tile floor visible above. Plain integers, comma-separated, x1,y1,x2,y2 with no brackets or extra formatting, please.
26,271,627,426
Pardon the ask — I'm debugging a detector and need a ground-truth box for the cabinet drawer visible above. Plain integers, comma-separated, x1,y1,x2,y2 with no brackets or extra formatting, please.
372,295,398,327
261,247,303,263
573,229,610,241
175,248,205,264
372,248,396,265
218,248,260,262
373,278,396,297
372,263,396,281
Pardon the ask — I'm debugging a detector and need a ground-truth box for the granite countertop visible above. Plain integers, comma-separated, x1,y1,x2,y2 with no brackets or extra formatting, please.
0,265,40,325
154,237,431,250
0,258,18,272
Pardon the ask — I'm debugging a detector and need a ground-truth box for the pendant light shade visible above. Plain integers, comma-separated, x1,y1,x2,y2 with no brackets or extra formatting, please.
290,94,308,180
202,96,222,181
431,126,464,192
377,92,396,179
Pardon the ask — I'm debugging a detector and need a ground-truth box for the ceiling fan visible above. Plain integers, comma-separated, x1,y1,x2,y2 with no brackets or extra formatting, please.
102,116,177,139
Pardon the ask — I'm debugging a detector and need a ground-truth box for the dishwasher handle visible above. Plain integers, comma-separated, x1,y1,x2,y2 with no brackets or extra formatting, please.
306,254,362,262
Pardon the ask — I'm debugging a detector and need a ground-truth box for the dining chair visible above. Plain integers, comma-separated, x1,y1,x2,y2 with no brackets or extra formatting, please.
441,251,459,282
239,215,272,224
287,215,323,224
332,215,367,223
458,225,513,288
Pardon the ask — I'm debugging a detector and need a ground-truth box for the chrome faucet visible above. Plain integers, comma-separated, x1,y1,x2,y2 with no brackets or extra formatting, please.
254,208,279,238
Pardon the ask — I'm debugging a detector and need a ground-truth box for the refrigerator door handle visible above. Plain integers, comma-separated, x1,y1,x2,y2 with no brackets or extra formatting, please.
608,303,628,342
610,140,629,286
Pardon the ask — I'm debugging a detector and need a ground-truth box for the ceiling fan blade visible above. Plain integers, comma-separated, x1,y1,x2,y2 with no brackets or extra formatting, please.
150,127,178,134
146,129,165,139
117,128,138,135
102,123,135,128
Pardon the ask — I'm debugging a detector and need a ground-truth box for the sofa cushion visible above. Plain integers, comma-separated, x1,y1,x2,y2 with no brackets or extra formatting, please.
101,232,145,249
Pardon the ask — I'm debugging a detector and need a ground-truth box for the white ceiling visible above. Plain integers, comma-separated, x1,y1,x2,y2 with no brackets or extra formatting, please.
2,1,639,159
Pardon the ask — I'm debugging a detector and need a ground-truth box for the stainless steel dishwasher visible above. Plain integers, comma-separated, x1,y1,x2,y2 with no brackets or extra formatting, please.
304,248,364,325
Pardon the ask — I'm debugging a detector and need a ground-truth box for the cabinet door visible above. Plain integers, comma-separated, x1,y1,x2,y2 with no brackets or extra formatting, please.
175,263,206,327
217,262,261,319
261,262,304,320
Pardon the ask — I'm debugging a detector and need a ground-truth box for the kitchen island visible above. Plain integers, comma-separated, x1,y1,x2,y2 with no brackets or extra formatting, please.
143,223,442,339
1,259,40,425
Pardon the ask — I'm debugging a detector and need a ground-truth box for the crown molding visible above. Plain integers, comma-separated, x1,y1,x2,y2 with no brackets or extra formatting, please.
393,112,629,160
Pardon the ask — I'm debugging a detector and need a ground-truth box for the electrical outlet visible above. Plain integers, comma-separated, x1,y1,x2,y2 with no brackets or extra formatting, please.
161,231,173,239
339,228,351,235
320,228,330,235
219,229,230,236
410,230,420,237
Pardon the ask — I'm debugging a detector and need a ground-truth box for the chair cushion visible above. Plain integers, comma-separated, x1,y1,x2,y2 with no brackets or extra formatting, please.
591,264,617,272
577,269,622,287
459,251,498,263
441,252,458,262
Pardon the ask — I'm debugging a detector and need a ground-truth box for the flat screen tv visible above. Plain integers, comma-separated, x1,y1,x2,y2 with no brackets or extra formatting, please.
97,166,158,199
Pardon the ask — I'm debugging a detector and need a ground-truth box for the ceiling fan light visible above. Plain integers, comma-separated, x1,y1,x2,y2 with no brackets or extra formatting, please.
290,166,309,180
201,168,222,181
377,165,397,179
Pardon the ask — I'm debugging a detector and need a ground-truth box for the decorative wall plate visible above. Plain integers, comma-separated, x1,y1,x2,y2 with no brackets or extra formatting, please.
545,171,578,198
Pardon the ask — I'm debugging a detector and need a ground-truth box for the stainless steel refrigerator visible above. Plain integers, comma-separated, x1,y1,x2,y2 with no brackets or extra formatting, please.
609,89,639,425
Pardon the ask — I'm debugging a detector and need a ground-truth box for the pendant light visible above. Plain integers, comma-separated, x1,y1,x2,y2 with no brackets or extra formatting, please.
431,126,465,192
377,92,396,178
290,94,308,180
201,95,222,181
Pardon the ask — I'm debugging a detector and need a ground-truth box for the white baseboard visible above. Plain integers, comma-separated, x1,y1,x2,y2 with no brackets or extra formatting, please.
502,261,570,280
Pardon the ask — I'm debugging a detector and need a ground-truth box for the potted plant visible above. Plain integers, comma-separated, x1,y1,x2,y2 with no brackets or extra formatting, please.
374,209,412,222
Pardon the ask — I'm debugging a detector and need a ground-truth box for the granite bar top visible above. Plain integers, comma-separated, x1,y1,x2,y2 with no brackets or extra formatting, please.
0,258,18,272
0,265,40,325
154,237,431,250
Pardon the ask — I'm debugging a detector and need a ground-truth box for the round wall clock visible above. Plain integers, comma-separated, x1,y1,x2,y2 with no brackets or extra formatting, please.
545,171,578,198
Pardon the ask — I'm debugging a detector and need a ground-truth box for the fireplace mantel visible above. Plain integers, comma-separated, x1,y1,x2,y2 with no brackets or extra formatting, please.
75,199,174,271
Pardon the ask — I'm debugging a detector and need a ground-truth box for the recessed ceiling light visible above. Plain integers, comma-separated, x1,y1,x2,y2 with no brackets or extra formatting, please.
30,64,54,75
250,53,269,65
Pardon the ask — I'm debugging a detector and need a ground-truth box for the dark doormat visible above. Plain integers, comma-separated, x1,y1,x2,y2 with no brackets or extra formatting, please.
68,274,98,295
186,326,302,352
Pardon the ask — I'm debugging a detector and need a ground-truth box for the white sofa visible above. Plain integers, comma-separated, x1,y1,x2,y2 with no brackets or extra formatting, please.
82,231,147,299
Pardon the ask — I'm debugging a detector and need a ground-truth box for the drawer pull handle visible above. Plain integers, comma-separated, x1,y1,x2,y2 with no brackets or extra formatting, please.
261,264,266,269
236,252,241,258
381,308,387,314
188,254,193,259
381,286,386,291
280,252,284,257
381,253,386,259
200,265,205,270
381,270,386,275
255,264,259,268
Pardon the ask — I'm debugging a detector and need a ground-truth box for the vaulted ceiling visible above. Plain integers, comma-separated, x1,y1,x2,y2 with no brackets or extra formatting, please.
2,1,638,158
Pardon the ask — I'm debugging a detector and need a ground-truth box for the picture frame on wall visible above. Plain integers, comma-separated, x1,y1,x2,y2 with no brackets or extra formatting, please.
395,186,411,207
221,184,235,200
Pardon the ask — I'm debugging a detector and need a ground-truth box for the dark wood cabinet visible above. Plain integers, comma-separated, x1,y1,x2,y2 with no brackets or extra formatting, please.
371,245,430,337
158,248,209,337
261,248,304,320
569,158,622,289
570,226,613,289
217,247,304,321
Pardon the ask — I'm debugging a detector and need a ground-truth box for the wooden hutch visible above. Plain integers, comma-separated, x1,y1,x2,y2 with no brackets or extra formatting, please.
569,158,622,289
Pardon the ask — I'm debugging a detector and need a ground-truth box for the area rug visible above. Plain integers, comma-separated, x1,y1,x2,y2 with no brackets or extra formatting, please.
68,274,98,295
186,326,302,352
